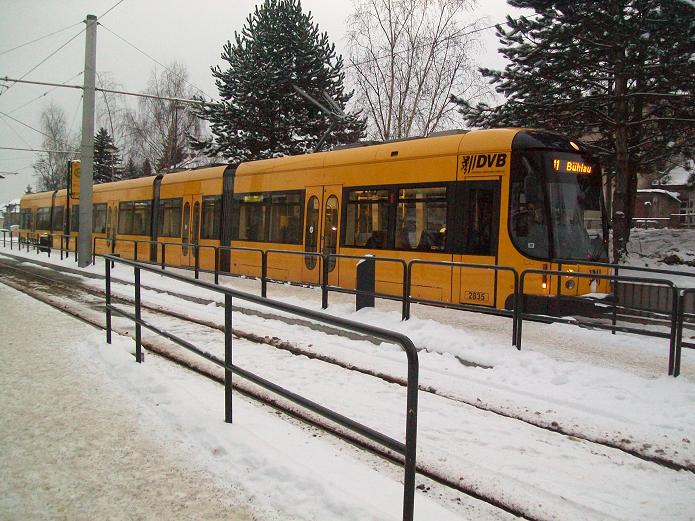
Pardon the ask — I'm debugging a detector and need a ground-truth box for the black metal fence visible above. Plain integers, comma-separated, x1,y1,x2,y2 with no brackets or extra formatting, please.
3,233,690,377
103,254,420,521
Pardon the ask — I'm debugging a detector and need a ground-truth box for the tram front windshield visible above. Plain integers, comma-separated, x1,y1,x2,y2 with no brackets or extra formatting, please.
510,151,608,262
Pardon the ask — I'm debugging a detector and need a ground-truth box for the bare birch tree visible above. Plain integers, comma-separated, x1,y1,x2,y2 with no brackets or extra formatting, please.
123,63,207,173
32,102,78,191
347,0,485,140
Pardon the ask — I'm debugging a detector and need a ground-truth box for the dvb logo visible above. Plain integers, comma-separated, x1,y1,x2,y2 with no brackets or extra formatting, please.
460,153,507,174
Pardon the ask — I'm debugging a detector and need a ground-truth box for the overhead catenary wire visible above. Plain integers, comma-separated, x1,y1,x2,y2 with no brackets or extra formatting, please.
0,117,34,149
0,26,86,96
7,71,84,115
0,111,51,140
0,146,75,153
98,0,127,20
0,21,82,57
1,77,220,106
68,94,84,139
98,22,216,102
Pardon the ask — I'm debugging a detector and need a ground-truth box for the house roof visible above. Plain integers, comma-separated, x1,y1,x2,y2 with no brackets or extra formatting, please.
637,189,681,202
653,160,695,187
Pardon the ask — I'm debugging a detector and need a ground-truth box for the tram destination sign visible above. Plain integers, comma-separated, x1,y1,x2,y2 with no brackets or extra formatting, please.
552,158,593,175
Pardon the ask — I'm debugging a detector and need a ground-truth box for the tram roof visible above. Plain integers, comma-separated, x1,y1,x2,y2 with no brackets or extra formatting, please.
236,128,522,176
93,175,158,192
159,164,227,186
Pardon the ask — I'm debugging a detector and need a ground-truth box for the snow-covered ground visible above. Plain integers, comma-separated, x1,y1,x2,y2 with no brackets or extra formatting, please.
1,229,695,520
622,228,695,287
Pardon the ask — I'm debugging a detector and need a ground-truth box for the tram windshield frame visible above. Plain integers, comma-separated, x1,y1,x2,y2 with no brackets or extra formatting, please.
509,149,608,263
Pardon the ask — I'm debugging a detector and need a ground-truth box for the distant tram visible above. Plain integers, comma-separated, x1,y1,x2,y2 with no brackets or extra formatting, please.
19,128,611,311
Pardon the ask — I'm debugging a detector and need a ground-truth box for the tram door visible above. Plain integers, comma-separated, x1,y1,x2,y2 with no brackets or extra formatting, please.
181,194,202,267
302,185,342,286
454,180,501,307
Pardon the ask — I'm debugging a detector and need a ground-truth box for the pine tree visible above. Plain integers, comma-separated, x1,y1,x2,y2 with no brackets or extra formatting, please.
194,0,366,163
93,127,121,183
453,0,695,260
124,157,140,179
142,158,153,177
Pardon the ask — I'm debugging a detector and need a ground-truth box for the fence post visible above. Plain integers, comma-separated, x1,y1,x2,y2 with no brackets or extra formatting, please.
261,251,268,298
194,244,200,279
402,343,419,521
60,235,64,260
161,242,166,270
675,291,685,378
134,240,138,262
512,271,519,349
321,254,329,309
668,286,679,376
92,236,97,265
611,265,619,335
110,237,116,268
47,234,51,258
214,247,219,285
516,272,525,350
224,293,233,423
134,266,143,363
2,230,5,247
105,259,112,345
402,261,409,320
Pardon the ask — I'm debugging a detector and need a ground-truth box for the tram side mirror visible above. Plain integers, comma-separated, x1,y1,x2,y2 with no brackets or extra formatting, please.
524,176,541,204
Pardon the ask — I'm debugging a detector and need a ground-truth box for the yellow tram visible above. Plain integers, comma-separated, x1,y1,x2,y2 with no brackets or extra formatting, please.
19,128,611,312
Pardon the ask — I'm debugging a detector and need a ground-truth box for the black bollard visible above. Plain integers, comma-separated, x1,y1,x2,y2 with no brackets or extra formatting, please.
356,255,376,311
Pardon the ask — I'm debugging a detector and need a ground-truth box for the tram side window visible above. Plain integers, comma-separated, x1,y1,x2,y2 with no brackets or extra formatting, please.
70,205,79,231
395,186,447,251
233,194,267,242
158,198,182,237
269,192,303,244
118,202,134,234
132,201,151,235
509,154,549,258
93,203,107,233
20,209,33,229
344,189,391,249
119,201,151,235
201,195,222,240
36,207,51,230
52,206,64,232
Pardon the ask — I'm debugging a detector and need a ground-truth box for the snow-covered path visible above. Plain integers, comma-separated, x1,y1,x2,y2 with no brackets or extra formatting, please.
2,243,695,520
0,283,253,521
0,281,500,521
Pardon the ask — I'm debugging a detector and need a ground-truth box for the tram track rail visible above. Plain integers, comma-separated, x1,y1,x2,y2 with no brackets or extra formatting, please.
1,254,694,521
1,253,693,476
0,254,538,520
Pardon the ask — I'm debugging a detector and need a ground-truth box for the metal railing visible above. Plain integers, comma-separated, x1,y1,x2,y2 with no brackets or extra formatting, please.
407,260,520,346
517,268,681,376
103,254,420,521
4,235,689,377
324,253,409,315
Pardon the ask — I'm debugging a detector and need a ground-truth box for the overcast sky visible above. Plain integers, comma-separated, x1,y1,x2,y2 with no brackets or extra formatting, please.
0,0,524,204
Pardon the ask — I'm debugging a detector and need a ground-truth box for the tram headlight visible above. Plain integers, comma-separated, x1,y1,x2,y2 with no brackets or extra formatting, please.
565,279,576,290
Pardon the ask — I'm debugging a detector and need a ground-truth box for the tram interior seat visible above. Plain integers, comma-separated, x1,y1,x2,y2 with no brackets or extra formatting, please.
417,230,445,252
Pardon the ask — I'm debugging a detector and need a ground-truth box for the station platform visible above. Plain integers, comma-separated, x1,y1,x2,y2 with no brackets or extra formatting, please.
0,282,252,521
